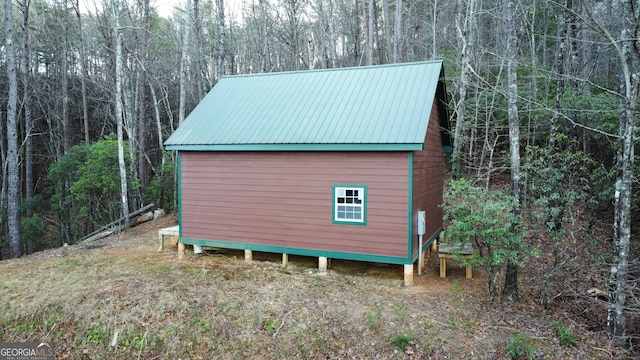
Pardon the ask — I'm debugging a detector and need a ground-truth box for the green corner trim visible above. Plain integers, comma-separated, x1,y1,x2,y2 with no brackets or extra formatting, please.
177,152,183,238
407,153,414,259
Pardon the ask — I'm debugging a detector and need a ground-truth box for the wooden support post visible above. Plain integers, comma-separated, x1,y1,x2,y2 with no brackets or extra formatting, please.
403,264,414,286
178,243,185,259
318,256,328,274
244,249,253,262
282,253,288,267
439,253,473,279
439,257,447,278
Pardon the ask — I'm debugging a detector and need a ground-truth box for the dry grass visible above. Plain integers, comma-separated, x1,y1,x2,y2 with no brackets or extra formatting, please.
0,214,628,359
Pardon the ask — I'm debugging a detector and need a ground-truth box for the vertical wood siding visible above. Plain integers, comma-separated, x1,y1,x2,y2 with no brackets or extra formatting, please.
180,151,409,258
412,100,445,255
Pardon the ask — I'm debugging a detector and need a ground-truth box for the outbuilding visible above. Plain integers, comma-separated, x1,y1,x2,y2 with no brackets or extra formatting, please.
165,61,451,285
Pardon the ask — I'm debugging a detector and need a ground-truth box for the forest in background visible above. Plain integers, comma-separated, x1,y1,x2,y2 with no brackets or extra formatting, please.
1,0,638,349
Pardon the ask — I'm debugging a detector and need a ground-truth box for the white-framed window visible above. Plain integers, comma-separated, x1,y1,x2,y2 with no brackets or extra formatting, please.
332,184,367,225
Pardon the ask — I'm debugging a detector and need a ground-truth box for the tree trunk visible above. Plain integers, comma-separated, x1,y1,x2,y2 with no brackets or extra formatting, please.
5,0,21,258
431,0,438,58
393,0,401,62
149,83,164,164
62,1,70,156
113,0,130,229
607,0,638,343
179,0,192,125
541,0,571,309
503,0,520,301
382,0,392,63
137,0,150,189
366,0,373,65
21,0,33,232
260,0,270,71
74,0,90,145
451,0,477,177
327,0,338,67
216,0,225,80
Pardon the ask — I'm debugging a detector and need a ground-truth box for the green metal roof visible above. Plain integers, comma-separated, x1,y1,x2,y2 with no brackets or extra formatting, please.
165,61,450,151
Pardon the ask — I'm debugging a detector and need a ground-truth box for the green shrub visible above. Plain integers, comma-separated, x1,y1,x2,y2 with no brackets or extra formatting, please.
442,179,532,295
391,333,412,351
551,321,576,347
505,333,535,359
21,214,48,252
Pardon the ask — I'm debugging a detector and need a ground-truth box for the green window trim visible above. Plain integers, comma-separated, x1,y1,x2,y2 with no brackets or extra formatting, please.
332,184,367,226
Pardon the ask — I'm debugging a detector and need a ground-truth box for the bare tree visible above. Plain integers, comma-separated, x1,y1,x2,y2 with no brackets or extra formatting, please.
179,0,193,125
366,0,373,65
216,0,226,80
393,0,401,62
451,0,477,176
73,0,90,145
5,0,21,258
503,0,521,301
592,0,639,344
20,0,33,230
138,0,150,189
112,0,130,227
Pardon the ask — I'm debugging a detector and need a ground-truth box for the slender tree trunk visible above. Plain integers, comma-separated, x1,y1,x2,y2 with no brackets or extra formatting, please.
452,0,477,177
113,0,130,228
606,0,638,343
149,83,164,166
313,0,328,68
366,0,373,65
327,0,337,67
191,0,206,98
503,0,520,301
260,0,269,71
5,0,21,258
179,0,192,125
74,0,90,145
383,0,392,63
541,0,570,309
216,0,225,80
137,0,150,189
431,0,438,58
373,0,382,64
21,0,33,231
62,1,70,156
393,0,401,62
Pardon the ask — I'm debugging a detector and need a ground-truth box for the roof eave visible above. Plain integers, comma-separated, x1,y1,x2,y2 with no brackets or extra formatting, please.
164,143,425,152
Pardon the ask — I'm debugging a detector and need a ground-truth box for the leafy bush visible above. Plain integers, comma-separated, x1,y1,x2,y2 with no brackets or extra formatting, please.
442,179,531,295
47,134,139,242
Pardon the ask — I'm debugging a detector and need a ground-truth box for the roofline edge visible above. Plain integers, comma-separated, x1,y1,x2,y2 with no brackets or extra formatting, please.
165,143,425,152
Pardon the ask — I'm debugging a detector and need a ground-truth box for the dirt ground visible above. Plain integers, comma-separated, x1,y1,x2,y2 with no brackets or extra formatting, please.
0,213,633,359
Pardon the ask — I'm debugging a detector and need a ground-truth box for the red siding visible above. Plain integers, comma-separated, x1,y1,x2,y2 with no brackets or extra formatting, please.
180,152,409,257
412,100,445,255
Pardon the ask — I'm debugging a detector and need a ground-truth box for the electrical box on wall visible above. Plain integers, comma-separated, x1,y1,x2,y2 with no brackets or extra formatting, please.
417,211,426,236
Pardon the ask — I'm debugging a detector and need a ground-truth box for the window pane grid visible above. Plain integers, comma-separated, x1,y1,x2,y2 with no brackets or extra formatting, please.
334,186,365,223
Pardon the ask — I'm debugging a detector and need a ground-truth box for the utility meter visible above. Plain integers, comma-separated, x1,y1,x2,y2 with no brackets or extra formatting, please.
417,211,426,236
